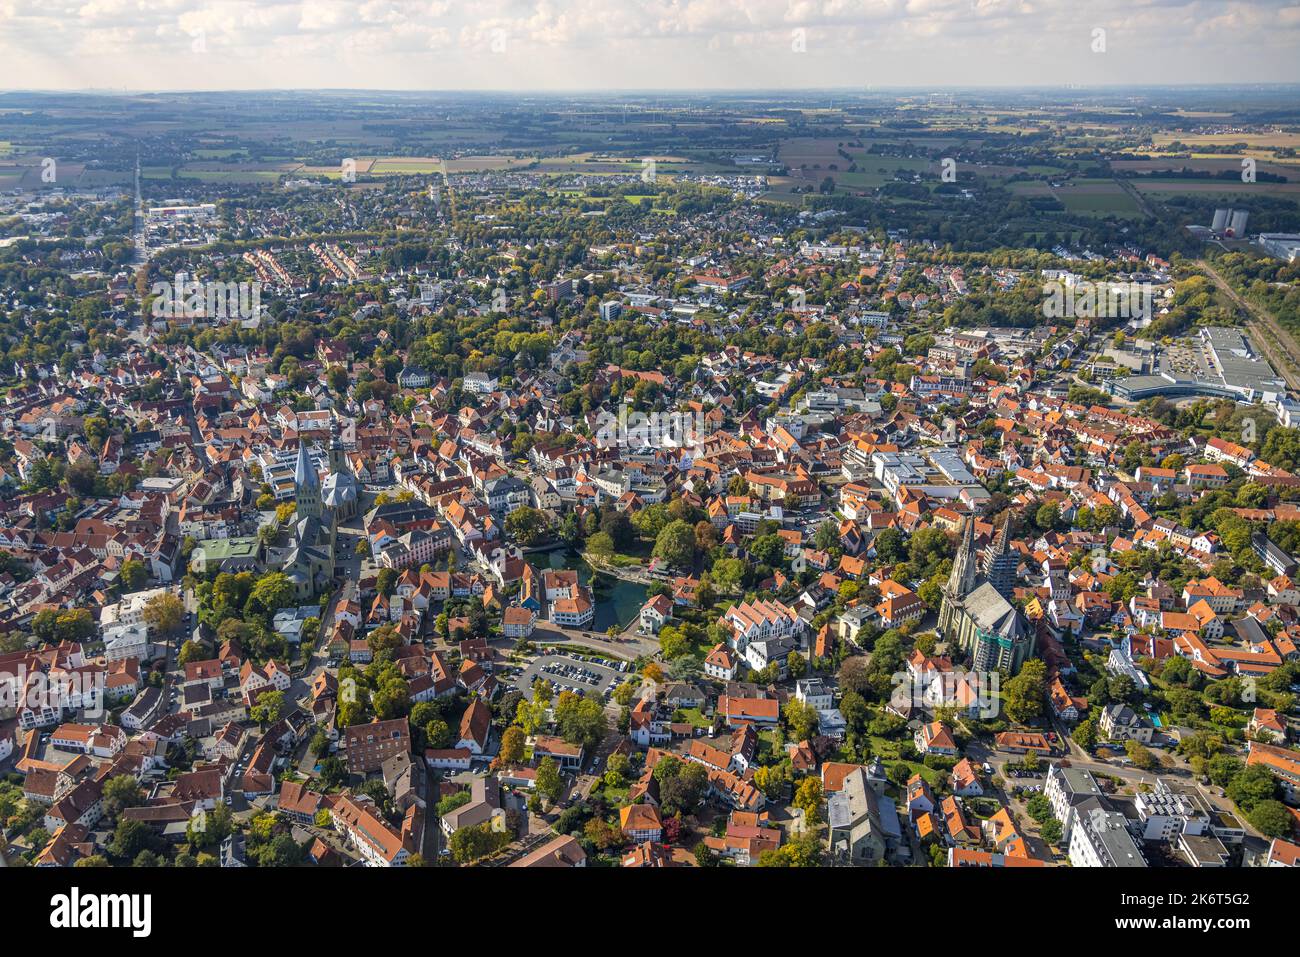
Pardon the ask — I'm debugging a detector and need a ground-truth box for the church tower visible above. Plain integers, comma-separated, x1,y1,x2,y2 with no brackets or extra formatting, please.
981,514,1019,600
938,517,978,636
294,439,321,520
327,423,349,476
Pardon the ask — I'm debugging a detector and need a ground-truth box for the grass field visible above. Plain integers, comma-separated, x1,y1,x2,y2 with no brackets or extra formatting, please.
1010,178,1145,217
0,160,90,189
1056,184,1143,216
1113,157,1296,177
369,157,444,174
778,136,852,168
444,154,536,172
1153,130,1300,150
759,179,815,205
75,170,131,186
1132,180,1300,197
533,152,654,175
176,169,283,182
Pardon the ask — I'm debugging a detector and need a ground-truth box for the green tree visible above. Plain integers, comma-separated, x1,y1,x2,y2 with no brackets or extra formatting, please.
1073,717,1098,751
1026,793,1054,823
424,718,450,750
318,756,347,789
711,557,747,591
1246,799,1292,838
247,572,294,619
787,650,807,679
101,774,144,821
367,623,402,657
757,830,822,867
1124,739,1156,771
186,803,233,849
310,729,331,759
110,819,154,861
652,519,696,569
793,777,824,823
554,691,608,750
449,822,511,863
142,592,185,635
1004,659,1046,724
783,699,820,743
255,833,306,867
659,625,690,660
604,753,630,788
250,689,285,725
497,725,526,767
653,755,709,815
612,681,636,707
536,757,564,806
177,640,206,667
504,506,552,546
119,559,148,591
586,531,615,558
1227,763,1278,810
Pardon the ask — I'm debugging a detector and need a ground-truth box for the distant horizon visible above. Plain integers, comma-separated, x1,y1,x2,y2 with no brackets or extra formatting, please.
3,0,1298,92
4,82,1300,97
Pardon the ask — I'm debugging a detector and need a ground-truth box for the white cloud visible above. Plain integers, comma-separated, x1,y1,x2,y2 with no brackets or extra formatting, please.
0,0,1295,89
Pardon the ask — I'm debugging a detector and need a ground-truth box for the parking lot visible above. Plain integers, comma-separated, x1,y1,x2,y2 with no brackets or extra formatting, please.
1003,766,1045,798
515,653,625,701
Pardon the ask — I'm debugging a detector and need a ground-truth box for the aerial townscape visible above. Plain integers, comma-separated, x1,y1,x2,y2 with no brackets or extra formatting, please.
1,34,1300,907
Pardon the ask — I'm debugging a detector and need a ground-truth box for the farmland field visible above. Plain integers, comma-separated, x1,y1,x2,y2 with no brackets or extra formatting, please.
1152,130,1300,150
444,154,536,172
1132,180,1300,197
175,169,284,183
369,157,445,174
1011,178,1145,217
1112,158,1296,177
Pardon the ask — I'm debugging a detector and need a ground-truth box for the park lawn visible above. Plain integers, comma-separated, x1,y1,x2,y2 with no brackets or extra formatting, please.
965,797,1002,819
758,728,783,758
868,735,906,758
676,708,712,730
592,783,630,805
886,759,946,789
867,735,948,788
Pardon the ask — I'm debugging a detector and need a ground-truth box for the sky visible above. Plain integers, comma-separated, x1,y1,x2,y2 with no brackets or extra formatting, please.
1,0,1298,92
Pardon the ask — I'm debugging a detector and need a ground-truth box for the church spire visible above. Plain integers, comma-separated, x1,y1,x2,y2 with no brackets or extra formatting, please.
947,516,979,597
981,512,1019,600
294,439,322,521
294,439,319,491
993,512,1011,554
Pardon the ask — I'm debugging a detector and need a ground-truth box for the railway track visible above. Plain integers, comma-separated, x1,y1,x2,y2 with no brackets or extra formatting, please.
1197,258,1300,392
